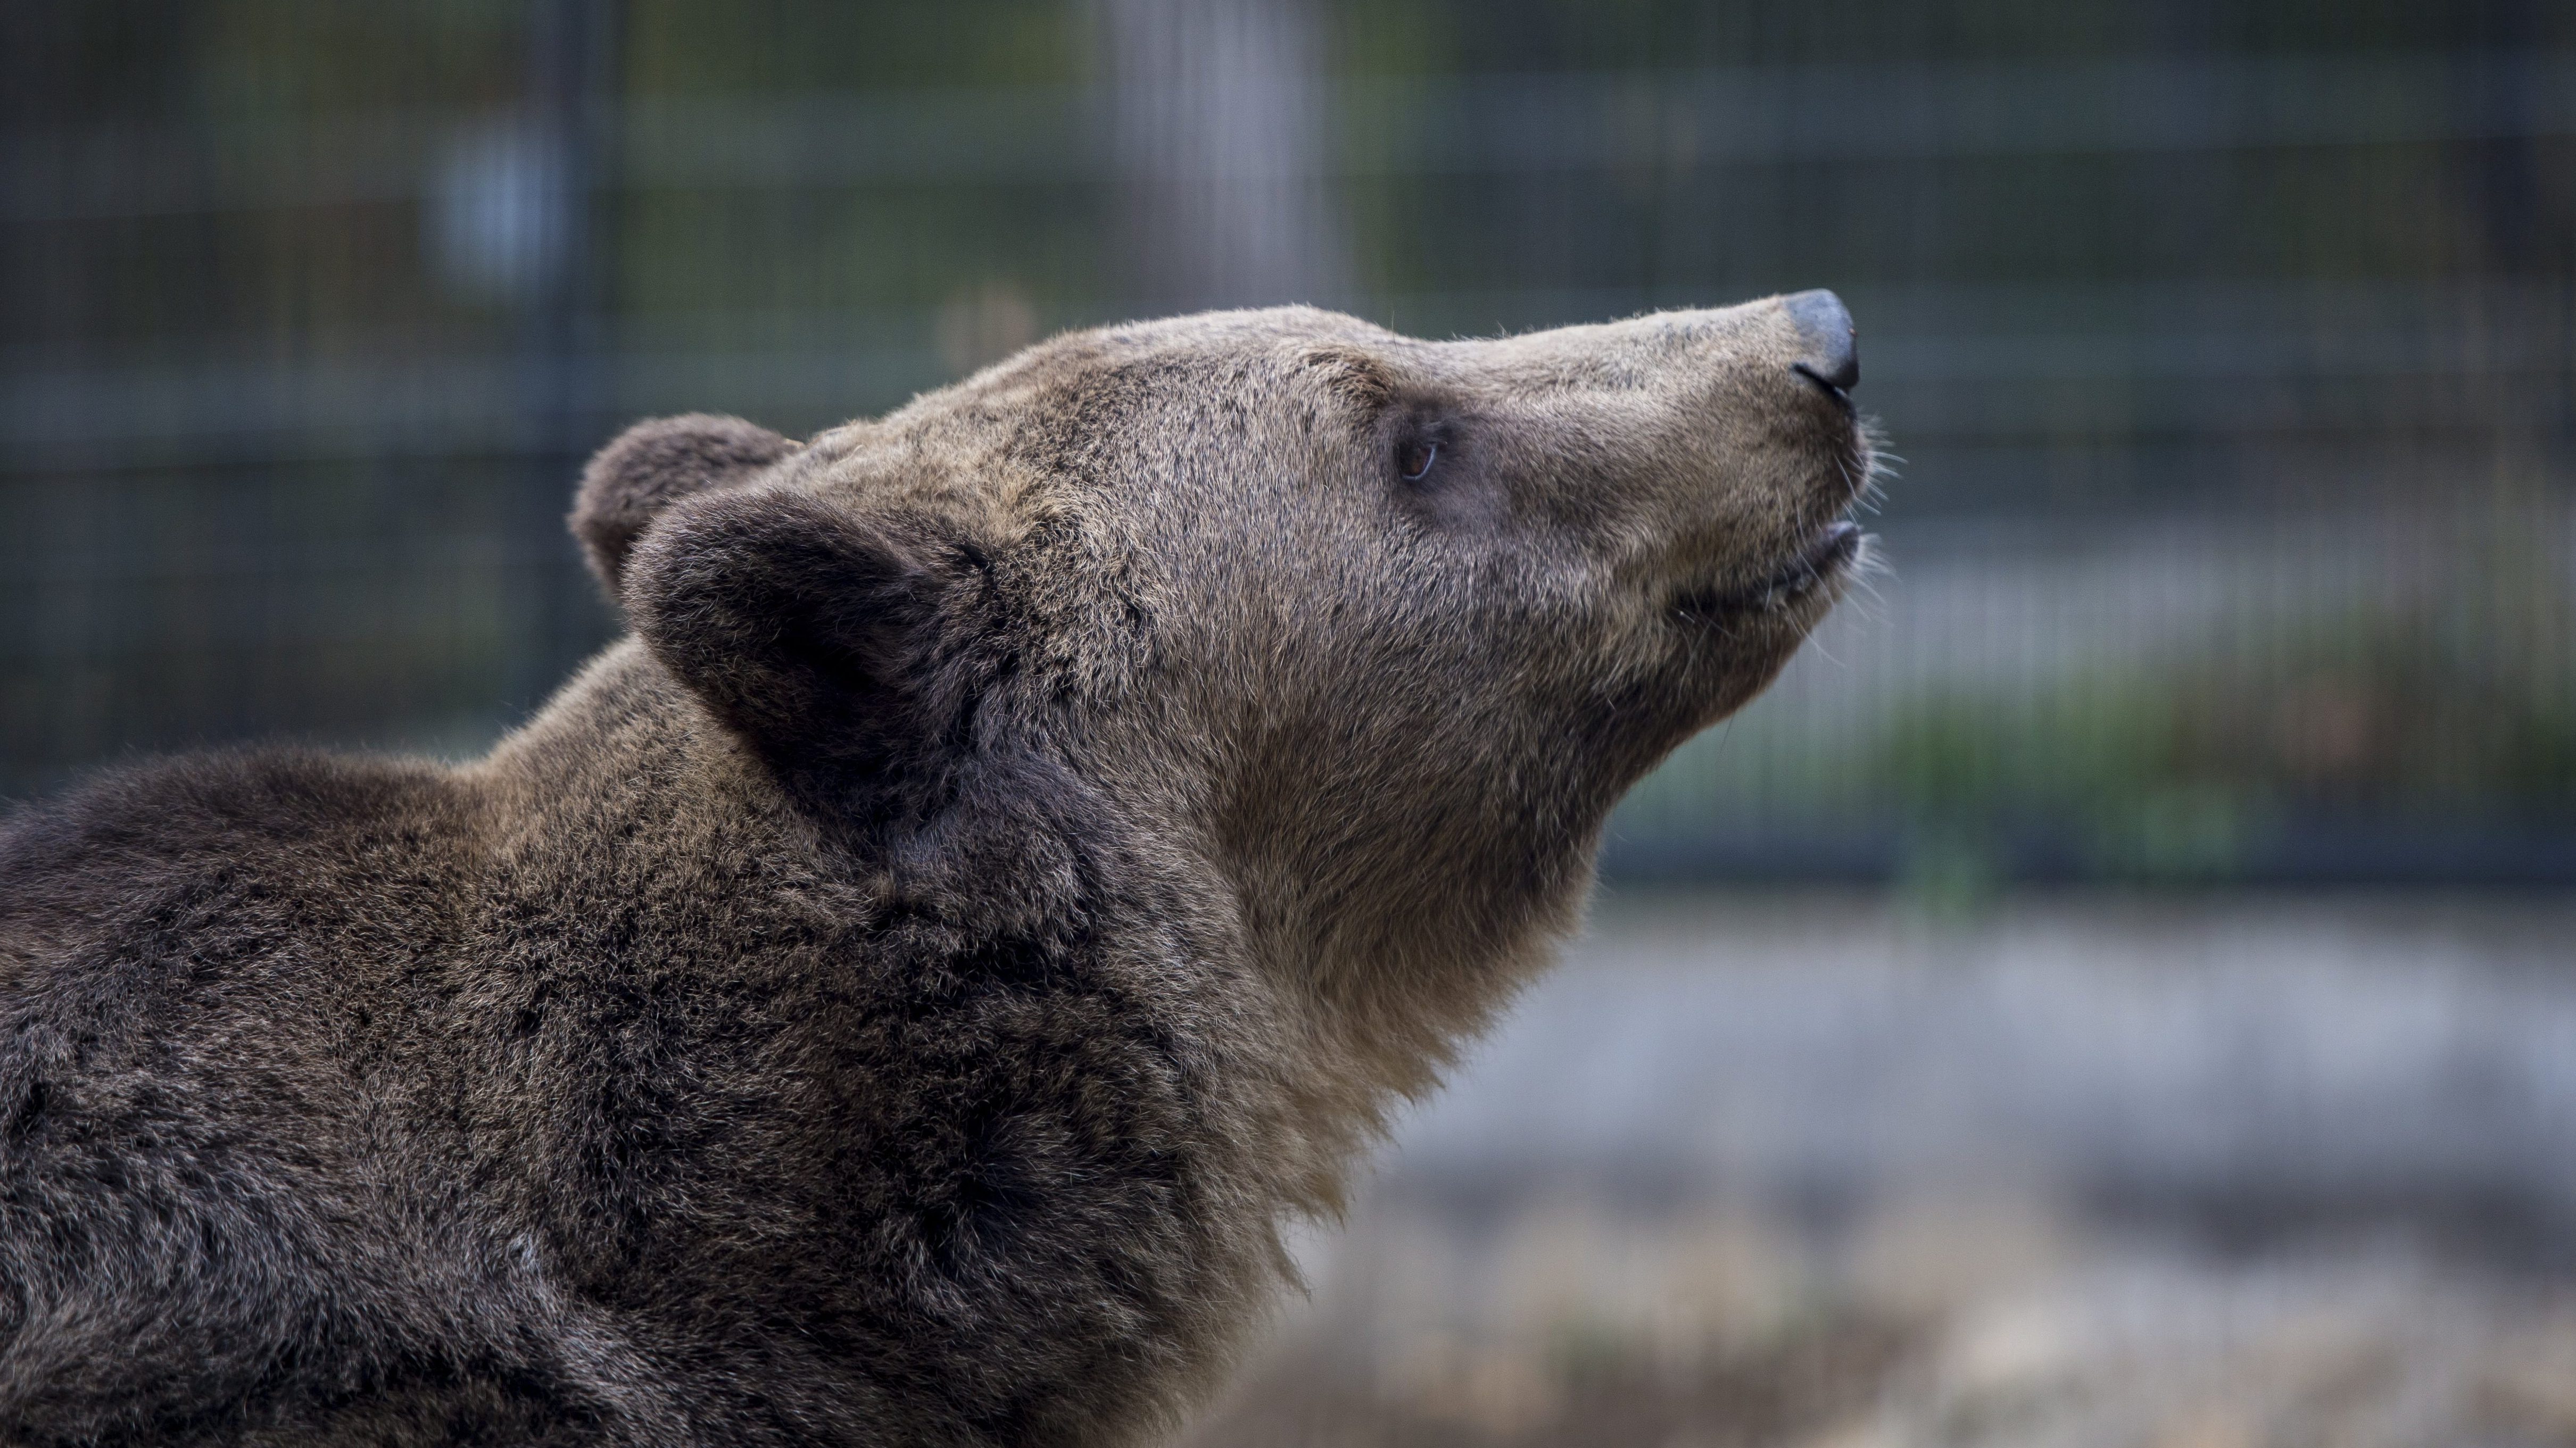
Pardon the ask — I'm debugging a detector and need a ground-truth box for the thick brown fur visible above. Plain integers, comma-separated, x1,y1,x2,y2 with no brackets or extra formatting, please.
0,301,1875,1446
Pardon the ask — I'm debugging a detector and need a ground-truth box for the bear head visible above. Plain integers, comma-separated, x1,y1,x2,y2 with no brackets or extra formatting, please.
584,297,1875,1041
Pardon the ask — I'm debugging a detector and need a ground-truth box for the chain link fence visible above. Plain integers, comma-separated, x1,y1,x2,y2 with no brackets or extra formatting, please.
5,1,2569,880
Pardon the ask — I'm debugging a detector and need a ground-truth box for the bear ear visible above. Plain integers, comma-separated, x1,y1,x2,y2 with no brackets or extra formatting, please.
570,414,798,593
621,487,960,786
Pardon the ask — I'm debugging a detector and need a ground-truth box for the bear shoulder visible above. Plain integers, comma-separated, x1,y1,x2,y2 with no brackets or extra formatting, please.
0,748,470,996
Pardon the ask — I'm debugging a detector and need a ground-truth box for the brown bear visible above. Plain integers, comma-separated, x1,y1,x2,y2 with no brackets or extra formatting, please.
0,294,1872,1446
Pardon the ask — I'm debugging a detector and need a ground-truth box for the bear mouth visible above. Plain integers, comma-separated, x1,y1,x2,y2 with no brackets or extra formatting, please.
1674,520,1863,620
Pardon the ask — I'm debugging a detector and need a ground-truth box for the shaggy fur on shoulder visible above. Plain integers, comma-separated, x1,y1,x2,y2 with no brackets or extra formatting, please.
0,298,1876,1446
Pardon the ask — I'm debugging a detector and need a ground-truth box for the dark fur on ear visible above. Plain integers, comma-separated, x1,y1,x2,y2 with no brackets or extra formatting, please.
622,487,964,802
571,414,798,593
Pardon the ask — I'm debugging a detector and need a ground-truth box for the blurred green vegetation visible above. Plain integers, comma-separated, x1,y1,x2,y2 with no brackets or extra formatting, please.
1868,616,2575,875
1616,493,2576,879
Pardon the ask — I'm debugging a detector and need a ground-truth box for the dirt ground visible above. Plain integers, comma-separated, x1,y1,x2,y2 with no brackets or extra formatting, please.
1187,1195,2576,1448
1180,892,2576,1447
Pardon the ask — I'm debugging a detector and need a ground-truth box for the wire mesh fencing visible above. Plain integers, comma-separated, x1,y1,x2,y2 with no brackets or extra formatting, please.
4,2,2569,879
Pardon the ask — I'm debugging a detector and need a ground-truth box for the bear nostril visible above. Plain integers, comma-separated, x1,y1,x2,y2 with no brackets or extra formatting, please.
1783,288,1859,394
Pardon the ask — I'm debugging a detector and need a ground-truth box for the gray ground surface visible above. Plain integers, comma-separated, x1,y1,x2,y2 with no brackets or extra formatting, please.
1183,891,2576,1448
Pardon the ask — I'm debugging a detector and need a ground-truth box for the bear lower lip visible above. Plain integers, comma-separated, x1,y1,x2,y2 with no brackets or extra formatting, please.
1677,521,1863,619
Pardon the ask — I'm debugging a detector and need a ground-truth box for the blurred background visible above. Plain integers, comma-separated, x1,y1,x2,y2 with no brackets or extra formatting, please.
4,2,2572,1443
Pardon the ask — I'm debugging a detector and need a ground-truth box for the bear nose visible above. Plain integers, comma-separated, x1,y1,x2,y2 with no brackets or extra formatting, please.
1783,289,1859,394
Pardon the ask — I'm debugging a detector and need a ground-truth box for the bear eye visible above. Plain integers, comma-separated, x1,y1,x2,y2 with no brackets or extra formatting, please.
1398,439,1439,482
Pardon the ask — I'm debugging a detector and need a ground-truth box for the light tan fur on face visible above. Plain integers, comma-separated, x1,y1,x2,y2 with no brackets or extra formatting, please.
771,297,1873,1169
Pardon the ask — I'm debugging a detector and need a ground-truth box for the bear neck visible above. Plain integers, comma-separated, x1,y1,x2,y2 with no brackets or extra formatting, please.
1109,729,1609,1125
1224,829,1597,1113
474,639,1456,1219
482,638,1609,1221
